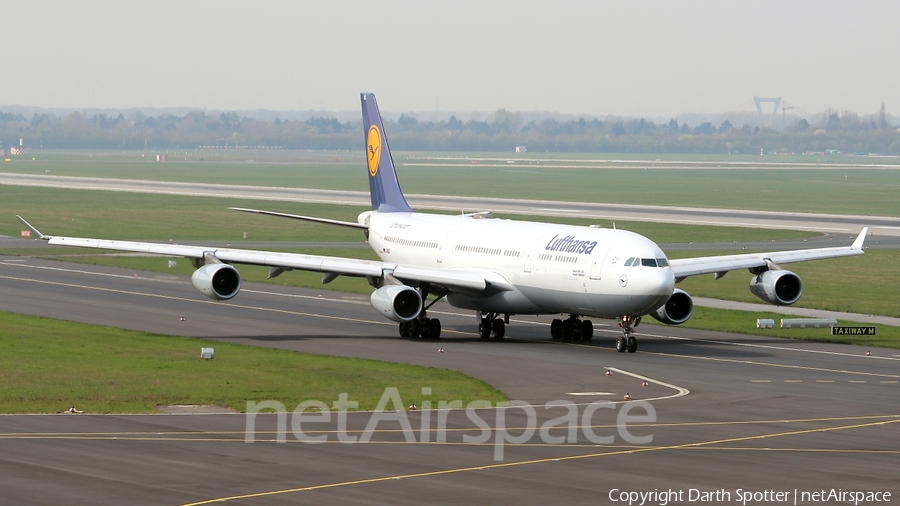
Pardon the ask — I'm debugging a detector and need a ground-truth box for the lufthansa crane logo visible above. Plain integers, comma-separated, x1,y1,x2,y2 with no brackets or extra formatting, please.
367,125,381,177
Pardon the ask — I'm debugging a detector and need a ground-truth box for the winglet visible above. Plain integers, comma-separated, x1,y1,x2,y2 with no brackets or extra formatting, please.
851,227,868,250
361,93,413,213
15,215,47,240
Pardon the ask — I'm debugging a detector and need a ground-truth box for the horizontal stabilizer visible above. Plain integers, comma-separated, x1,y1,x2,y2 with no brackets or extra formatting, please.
229,207,368,230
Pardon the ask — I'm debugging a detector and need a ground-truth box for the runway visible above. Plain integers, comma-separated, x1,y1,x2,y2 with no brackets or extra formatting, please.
1,257,898,505
2,172,896,236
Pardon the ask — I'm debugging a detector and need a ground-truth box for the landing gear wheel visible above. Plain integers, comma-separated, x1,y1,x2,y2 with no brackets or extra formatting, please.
550,319,562,340
419,318,432,339
617,315,638,353
492,319,506,339
408,318,422,339
626,336,637,353
429,318,442,339
581,320,593,341
479,319,491,339
409,283,448,341
561,319,573,340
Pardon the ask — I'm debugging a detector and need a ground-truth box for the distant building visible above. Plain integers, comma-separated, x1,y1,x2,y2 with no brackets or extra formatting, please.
10,138,32,155
515,146,527,153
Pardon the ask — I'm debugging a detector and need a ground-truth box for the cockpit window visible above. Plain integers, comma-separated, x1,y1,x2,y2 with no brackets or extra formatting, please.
625,256,668,267
641,258,658,267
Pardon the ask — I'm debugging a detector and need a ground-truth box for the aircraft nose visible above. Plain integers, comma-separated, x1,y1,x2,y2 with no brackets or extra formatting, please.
659,268,676,296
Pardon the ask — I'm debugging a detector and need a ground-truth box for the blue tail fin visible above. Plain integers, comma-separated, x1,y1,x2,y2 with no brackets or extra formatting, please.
361,93,413,213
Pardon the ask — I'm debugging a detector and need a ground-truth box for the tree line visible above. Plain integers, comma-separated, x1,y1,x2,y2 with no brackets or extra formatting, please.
1,106,898,155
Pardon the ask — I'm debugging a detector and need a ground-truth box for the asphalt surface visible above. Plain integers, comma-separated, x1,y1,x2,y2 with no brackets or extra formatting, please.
1,257,898,505
2,172,897,236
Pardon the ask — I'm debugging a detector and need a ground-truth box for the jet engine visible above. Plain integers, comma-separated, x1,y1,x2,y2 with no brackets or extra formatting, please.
649,288,694,325
370,285,422,322
749,270,802,306
191,263,242,301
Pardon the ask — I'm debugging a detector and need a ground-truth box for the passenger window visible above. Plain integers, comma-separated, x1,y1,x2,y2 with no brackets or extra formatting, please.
657,258,669,267
641,258,658,267
624,257,634,267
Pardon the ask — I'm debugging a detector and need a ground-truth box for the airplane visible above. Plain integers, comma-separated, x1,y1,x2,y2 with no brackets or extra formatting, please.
17,93,869,353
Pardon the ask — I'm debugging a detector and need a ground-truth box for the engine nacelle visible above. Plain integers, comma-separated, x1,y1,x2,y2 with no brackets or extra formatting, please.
191,263,242,301
749,270,802,305
370,285,422,322
649,288,694,325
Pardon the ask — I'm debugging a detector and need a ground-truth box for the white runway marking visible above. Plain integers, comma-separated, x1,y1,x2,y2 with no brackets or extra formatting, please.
605,367,690,399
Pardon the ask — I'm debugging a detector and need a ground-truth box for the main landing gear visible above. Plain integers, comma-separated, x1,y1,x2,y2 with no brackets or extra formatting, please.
398,283,446,340
399,318,441,340
478,312,509,339
549,314,594,341
615,315,641,353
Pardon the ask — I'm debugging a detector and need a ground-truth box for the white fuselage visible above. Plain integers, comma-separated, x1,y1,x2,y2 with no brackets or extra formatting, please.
361,211,675,318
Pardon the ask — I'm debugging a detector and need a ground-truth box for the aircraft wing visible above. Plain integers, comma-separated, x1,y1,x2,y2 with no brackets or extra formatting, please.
17,215,505,295
669,228,868,281
41,235,494,293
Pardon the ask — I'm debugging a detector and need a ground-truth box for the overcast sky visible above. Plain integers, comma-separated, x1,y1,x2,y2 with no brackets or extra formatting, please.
2,0,897,117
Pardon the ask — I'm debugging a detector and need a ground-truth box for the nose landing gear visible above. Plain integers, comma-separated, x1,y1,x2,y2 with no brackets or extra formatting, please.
616,315,641,353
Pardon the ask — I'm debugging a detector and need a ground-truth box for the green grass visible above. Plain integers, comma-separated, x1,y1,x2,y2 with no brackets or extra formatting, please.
1,185,812,244
491,213,811,243
646,306,900,349
0,186,368,242
0,311,506,414
4,149,900,216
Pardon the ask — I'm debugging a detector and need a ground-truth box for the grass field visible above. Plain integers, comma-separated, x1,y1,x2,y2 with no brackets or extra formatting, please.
3,149,900,216
0,185,812,244
0,311,506,414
